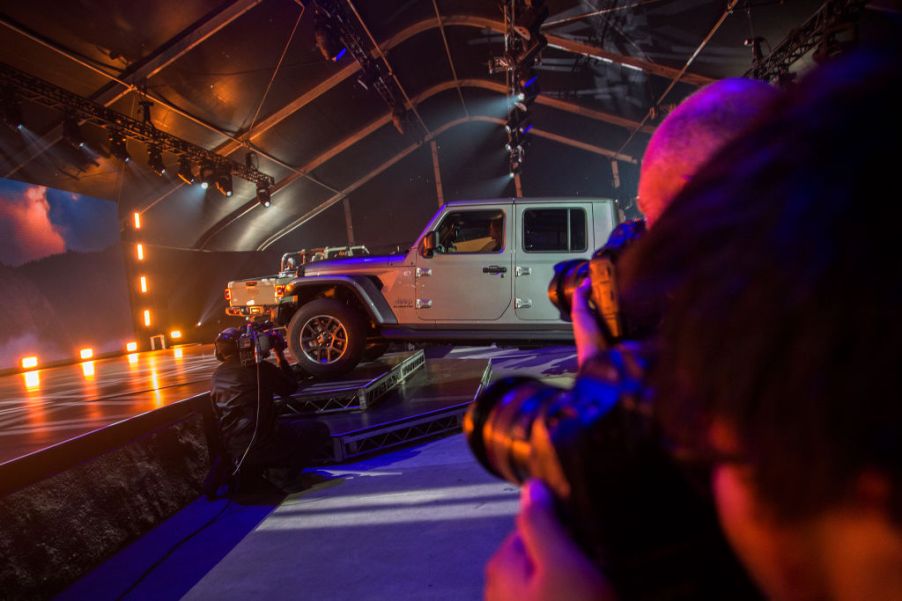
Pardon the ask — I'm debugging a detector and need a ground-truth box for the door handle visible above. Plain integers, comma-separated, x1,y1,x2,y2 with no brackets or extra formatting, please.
482,265,508,274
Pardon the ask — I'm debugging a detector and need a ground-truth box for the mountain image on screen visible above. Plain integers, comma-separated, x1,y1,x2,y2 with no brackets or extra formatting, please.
0,179,134,368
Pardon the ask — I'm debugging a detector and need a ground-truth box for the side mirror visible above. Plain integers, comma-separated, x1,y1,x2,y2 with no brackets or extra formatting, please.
421,230,438,258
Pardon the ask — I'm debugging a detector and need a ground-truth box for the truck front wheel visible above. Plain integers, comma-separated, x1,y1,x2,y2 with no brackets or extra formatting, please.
287,299,366,378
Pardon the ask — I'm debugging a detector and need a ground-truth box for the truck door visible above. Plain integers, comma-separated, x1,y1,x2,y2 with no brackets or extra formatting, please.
513,204,595,321
414,208,513,321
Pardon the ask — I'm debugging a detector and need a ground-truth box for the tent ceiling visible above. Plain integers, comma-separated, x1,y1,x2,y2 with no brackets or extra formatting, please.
1,0,824,251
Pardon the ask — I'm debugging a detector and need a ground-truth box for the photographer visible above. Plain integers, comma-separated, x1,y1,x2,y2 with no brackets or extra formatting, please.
210,326,329,489
571,77,779,366
484,45,902,601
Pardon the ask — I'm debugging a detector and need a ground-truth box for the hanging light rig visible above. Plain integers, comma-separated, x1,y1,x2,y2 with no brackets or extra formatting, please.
0,63,276,200
312,0,409,135
491,0,548,177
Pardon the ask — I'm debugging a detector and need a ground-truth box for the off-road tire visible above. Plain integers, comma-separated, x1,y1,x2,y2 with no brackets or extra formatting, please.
287,299,366,379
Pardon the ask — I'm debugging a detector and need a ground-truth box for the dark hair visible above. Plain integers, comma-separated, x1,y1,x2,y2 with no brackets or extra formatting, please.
621,46,902,523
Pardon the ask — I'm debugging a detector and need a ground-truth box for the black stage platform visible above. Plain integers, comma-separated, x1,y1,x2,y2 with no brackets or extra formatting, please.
0,345,490,491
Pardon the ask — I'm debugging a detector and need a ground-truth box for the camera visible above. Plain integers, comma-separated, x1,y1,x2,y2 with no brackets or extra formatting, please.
464,345,760,600
237,321,287,367
547,220,646,343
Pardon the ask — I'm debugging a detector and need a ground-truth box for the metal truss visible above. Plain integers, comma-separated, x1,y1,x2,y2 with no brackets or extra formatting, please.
283,351,426,414
0,62,275,188
745,0,868,82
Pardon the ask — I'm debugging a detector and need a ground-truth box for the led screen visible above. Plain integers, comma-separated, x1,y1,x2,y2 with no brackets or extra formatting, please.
0,178,133,368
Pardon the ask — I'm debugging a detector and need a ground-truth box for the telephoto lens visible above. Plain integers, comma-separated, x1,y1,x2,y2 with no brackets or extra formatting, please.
464,350,761,600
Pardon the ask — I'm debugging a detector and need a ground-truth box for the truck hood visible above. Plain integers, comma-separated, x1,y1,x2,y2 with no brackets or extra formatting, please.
301,254,409,276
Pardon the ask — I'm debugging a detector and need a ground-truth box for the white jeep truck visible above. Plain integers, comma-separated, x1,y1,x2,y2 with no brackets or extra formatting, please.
243,198,617,378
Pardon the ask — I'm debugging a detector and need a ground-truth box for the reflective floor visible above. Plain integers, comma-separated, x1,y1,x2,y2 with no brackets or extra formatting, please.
0,344,219,465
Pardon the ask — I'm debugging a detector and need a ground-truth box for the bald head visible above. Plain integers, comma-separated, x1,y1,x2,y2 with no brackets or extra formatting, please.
637,78,779,226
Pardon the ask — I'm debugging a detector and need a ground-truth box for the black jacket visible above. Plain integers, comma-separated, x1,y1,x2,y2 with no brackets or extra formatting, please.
210,356,297,460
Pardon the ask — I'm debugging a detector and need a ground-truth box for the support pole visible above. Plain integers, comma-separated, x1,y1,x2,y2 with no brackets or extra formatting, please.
430,140,444,206
342,197,355,245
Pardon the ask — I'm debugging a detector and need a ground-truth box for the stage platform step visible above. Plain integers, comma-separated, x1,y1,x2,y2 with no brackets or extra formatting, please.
313,357,492,463
285,350,426,414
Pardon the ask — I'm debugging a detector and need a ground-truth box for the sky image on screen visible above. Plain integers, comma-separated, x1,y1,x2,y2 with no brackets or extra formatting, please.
0,178,134,369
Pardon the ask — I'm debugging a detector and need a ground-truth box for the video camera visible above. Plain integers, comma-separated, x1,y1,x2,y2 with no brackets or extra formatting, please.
464,222,761,599
237,320,287,368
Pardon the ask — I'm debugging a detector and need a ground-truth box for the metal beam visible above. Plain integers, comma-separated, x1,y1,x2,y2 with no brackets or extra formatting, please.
432,0,468,116
253,114,635,251
195,79,642,248
214,12,701,154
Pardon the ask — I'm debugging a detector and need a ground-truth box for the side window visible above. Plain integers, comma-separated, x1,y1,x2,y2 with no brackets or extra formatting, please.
523,208,588,252
435,210,504,254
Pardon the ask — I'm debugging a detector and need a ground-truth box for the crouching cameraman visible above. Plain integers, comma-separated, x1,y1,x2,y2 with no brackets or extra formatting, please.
482,45,902,601
210,325,329,490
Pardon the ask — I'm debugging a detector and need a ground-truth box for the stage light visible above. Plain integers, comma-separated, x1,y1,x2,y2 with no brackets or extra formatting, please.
177,156,195,185
107,129,130,162
314,12,343,62
148,145,166,176
21,356,38,369
170,330,182,340
128,353,139,365
256,184,271,208
139,276,148,293
133,212,141,229
82,361,95,378
136,243,145,261
174,347,183,359
515,35,548,67
215,170,233,197
513,1,549,41
62,115,86,149
24,370,40,390
126,341,138,352
2,89,23,131
199,161,215,189
143,310,151,327
79,348,93,360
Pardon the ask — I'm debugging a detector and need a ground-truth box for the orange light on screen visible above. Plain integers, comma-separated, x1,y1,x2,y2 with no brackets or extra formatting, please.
133,212,141,229
174,347,183,359
24,370,40,390
126,341,138,352
139,276,148,293
79,348,93,360
128,353,139,365
21,356,38,369
170,330,182,340
82,361,95,378
143,310,151,327
136,243,144,261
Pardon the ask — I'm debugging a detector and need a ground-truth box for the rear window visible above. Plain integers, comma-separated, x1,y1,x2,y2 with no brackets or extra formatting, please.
523,208,587,252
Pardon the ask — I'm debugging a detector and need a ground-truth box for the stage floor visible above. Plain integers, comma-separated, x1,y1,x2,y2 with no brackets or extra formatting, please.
0,345,219,465
0,343,579,467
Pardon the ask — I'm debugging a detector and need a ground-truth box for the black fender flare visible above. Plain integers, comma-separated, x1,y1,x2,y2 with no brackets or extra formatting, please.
282,275,398,324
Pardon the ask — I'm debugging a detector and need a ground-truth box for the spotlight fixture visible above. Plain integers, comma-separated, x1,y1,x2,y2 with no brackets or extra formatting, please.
2,89,23,131
313,11,344,62
176,156,195,185
107,129,130,162
256,184,272,208
62,114,86,149
215,169,233,197
199,161,216,189
513,1,549,41
147,145,165,176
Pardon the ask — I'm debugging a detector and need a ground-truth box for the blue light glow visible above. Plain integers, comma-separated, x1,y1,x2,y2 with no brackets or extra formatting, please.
334,48,348,61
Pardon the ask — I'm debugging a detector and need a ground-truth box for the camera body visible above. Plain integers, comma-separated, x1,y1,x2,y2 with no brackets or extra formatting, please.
237,320,287,368
547,219,647,343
